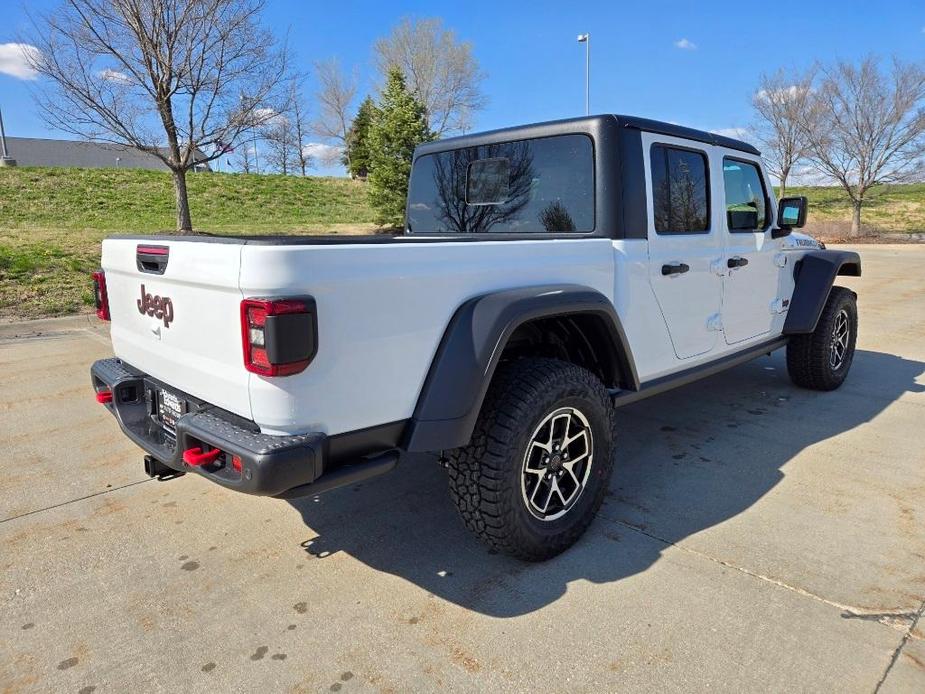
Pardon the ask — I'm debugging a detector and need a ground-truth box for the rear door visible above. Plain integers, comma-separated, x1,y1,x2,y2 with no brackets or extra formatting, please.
643,133,724,359
718,155,782,344
102,238,250,419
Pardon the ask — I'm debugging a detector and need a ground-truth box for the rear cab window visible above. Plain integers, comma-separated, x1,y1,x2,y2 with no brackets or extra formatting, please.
722,158,769,231
406,134,594,233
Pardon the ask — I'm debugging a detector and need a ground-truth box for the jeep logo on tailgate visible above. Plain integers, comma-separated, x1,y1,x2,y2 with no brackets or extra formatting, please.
137,284,174,327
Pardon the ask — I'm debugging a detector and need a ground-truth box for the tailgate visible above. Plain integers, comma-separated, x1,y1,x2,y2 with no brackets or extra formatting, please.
102,238,251,420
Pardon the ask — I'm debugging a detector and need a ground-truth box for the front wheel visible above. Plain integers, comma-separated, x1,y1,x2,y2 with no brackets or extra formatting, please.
445,358,616,561
787,285,858,391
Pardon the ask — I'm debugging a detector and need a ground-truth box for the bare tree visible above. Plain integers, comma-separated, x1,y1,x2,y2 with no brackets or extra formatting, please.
801,57,925,237
262,113,297,175
751,67,817,197
312,58,356,171
234,144,254,174
24,0,289,232
374,17,487,136
291,89,311,176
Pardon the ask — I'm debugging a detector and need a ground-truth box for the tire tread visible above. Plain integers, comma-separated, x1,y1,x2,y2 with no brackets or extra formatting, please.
445,358,616,561
786,285,857,391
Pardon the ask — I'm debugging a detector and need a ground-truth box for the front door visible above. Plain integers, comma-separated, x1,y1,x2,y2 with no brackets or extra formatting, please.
644,134,724,359
719,155,782,344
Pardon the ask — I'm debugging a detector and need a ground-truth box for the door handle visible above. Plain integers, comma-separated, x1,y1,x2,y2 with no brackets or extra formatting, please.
661,262,690,276
727,257,749,269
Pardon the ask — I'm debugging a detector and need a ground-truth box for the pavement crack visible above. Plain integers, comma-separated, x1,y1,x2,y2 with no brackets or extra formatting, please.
874,597,925,693
606,517,920,633
0,478,153,524
842,609,921,630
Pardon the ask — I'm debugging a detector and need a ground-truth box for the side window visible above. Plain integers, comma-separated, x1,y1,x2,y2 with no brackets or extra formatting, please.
650,144,710,234
723,158,768,231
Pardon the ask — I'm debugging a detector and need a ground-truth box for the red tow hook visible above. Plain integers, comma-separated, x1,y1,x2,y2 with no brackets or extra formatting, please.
182,447,223,467
96,390,113,404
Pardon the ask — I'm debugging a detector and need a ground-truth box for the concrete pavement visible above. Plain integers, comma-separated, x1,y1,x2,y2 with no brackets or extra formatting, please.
1,245,923,692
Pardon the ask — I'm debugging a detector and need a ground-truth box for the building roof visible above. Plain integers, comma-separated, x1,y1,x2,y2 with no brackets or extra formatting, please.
3,137,210,170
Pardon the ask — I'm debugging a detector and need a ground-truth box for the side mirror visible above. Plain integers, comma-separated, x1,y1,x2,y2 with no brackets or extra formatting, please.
778,196,807,229
772,196,807,239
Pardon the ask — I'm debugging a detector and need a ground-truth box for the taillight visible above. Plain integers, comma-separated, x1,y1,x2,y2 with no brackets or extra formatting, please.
240,297,317,377
92,270,110,321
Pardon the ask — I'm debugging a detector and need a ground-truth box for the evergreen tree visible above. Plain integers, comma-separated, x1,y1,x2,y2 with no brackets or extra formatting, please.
343,96,376,179
367,69,433,227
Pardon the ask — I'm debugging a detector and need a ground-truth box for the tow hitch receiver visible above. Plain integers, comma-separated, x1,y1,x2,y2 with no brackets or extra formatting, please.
144,454,184,480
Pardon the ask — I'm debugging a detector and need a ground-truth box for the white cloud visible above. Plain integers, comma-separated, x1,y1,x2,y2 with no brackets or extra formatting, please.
674,38,697,50
98,68,132,85
0,43,40,80
303,142,342,164
756,85,809,103
253,107,288,127
712,127,749,140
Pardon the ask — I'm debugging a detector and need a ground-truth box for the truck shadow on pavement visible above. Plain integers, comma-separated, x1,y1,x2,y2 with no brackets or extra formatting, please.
287,349,924,617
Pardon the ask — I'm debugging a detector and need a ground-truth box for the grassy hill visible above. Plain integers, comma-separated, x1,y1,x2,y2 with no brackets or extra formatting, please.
1,166,922,320
0,166,379,319
785,183,925,237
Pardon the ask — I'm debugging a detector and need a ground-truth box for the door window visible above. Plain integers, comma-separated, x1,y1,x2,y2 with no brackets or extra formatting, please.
723,158,768,231
650,144,710,234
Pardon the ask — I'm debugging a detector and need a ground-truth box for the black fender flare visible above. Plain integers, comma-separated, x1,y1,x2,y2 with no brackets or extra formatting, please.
402,284,638,453
783,250,861,335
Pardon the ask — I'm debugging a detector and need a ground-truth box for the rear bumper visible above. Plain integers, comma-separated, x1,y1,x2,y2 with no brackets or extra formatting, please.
91,357,324,496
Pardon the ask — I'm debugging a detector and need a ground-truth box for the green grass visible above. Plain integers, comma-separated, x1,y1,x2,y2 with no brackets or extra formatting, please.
783,183,925,236
0,166,377,233
0,166,379,319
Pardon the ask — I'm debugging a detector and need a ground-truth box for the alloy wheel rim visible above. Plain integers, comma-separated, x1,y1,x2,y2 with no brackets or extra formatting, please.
520,406,594,521
830,309,850,370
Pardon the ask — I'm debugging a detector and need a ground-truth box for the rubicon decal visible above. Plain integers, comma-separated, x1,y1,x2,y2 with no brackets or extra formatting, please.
137,284,174,327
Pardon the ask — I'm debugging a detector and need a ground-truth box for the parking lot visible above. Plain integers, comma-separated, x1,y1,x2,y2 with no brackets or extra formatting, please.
1,244,923,693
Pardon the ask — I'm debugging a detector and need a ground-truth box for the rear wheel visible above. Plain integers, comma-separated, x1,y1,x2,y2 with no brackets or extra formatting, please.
445,358,616,561
787,286,858,391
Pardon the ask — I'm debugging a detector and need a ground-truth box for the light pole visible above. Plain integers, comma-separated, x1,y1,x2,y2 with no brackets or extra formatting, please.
0,106,16,167
577,33,590,115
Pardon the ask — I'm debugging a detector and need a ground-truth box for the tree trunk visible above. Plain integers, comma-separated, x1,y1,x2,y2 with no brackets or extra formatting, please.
778,166,789,199
172,168,193,233
850,199,862,238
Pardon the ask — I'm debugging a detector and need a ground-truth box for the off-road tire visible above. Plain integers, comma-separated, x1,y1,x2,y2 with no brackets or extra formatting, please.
445,358,617,561
786,286,858,391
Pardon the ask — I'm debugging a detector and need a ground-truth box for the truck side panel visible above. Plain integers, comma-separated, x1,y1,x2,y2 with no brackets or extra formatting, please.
240,239,614,436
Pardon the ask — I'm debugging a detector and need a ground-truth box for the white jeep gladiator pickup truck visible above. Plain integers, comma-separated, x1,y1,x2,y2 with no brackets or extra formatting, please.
91,115,861,560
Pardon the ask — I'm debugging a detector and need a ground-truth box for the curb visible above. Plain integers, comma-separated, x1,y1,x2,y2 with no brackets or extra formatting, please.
0,313,109,340
880,233,925,242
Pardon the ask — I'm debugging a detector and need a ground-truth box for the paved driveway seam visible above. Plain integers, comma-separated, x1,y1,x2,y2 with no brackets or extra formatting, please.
607,517,921,633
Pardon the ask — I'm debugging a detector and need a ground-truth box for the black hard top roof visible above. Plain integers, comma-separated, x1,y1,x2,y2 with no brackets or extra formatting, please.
414,114,761,157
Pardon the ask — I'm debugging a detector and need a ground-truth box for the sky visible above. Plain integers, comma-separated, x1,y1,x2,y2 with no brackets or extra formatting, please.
2,0,925,177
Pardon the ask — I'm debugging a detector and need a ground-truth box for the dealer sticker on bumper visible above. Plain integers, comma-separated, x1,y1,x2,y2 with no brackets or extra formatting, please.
157,388,185,432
